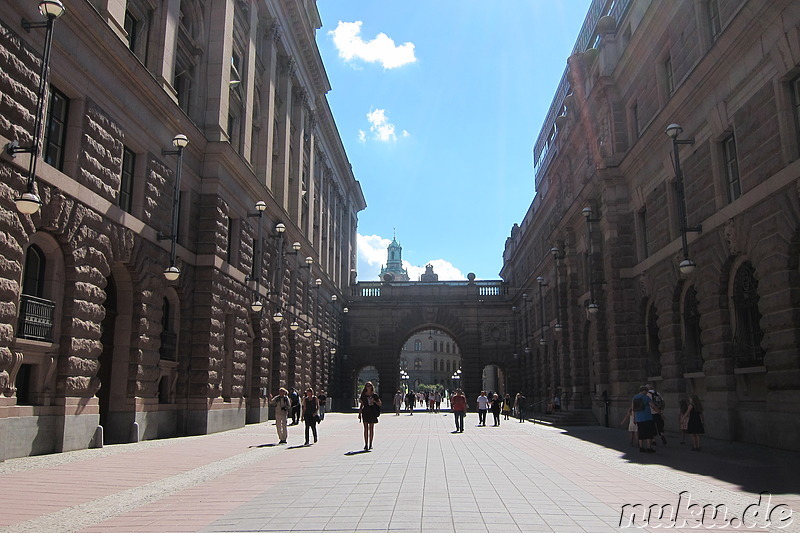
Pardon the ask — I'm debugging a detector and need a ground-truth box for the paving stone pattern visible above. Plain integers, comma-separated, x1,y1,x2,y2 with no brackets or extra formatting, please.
0,412,798,533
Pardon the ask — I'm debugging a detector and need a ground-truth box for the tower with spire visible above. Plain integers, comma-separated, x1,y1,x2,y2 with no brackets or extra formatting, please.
379,230,410,281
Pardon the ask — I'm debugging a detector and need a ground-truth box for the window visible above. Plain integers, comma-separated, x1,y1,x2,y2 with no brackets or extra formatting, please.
791,76,800,155
22,245,45,298
664,56,674,96
630,101,639,138
638,208,649,259
722,135,741,202
731,263,765,368
43,86,69,170
124,10,138,51
227,217,237,265
707,0,721,40
18,245,55,342
414,339,422,351
120,147,135,213
446,360,451,373
433,359,438,372
682,287,703,373
159,297,177,361
646,303,661,377
414,358,422,370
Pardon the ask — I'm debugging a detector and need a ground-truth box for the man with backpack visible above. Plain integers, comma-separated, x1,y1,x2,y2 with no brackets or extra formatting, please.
648,386,667,445
632,385,656,453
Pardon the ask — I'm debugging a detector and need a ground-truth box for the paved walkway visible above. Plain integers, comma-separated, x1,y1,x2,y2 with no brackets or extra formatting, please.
0,411,798,533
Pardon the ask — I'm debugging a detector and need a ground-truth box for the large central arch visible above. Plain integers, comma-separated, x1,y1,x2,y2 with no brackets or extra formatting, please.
339,280,516,407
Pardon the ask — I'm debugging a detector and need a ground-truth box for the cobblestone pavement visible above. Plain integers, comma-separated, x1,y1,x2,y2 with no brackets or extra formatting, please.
1,411,798,533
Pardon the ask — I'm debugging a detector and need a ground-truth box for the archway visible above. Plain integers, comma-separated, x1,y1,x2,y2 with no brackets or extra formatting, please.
399,328,461,399
355,365,379,408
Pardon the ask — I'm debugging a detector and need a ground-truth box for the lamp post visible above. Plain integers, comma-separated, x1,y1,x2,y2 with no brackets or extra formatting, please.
582,207,601,315
247,200,267,312
550,247,564,332
666,123,702,275
7,1,67,215
537,277,548,345
159,134,189,281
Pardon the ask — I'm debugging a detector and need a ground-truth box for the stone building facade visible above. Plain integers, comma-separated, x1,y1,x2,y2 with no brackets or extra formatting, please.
0,0,364,460
501,0,800,450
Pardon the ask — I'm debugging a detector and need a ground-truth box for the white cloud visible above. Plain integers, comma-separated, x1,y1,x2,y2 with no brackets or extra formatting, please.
358,130,366,143
405,259,466,281
366,108,398,142
356,233,466,282
329,21,416,69
357,234,391,281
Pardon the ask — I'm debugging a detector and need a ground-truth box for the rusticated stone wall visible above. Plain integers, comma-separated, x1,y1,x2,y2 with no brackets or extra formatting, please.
0,21,38,145
77,99,124,203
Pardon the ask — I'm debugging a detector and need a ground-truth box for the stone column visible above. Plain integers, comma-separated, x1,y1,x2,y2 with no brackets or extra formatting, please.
203,0,234,141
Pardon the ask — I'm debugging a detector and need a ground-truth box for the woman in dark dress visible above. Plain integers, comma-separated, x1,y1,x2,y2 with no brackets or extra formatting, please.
490,393,502,426
683,394,705,451
301,388,319,446
358,381,381,450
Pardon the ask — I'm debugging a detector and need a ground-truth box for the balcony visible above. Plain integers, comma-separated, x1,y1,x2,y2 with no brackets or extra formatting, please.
17,294,55,342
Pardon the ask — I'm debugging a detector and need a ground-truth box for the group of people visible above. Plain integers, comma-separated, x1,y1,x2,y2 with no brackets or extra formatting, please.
269,383,381,451
450,390,526,432
270,387,328,446
394,390,443,414
624,385,705,453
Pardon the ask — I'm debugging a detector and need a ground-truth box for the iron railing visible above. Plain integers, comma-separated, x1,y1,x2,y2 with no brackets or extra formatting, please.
17,294,55,342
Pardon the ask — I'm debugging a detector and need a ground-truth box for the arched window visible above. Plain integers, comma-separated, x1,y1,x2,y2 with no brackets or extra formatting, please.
400,358,407,370
433,359,438,371
446,359,451,373
414,358,422,370
731,262,765,367
683,286,703,372
446,342,450,353
414,339,422,351
22,245,45,297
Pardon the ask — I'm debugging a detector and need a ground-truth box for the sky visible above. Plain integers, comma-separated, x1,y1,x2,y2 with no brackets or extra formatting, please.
315,1,594,282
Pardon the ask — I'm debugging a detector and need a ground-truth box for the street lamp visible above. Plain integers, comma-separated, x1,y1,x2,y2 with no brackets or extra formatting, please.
582,206,602,314
7,0,66,215
537,276,548,345
159,133,189,280
247,200,268,312
666,123,702,275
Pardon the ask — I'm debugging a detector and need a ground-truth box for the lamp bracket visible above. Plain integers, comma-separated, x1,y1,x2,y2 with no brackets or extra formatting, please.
161,148,182,156
157,233,174,241
685,224,702,234
247,212,262,218
6,141,34,157
21,19,49,32
675,138,695,145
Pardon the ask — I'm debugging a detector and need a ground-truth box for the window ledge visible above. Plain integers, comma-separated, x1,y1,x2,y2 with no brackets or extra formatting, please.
683,372,705,379
734,365,766,375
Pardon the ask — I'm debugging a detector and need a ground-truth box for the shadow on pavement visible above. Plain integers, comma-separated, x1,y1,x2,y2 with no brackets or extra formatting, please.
554,425,800,495
344,450,370,456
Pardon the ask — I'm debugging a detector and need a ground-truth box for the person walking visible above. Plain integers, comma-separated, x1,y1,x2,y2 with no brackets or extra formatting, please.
450,389,467,432
476,391,489,426
270,387,291,444
514,392,526,422
301,388,319,446
394,390,404,415
502,393,512,420
621,406,637,446
648,386,667,445
678,398,689,445
316,390,327,422
405,390,415,415
289,387,301,425
632,385,656,452
358,381,381,450
490,393,502,426
683,394,705,451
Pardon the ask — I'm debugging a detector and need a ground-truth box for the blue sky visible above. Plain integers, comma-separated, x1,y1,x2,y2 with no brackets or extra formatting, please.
315,1,593,281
